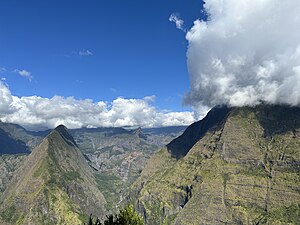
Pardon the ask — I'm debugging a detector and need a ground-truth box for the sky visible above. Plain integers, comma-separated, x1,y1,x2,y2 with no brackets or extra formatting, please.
1,0,300,130
0,0,207,130
0,0,204,108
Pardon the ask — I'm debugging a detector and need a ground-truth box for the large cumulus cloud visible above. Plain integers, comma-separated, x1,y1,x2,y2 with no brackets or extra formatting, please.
0,81,195,131
185,0,300,108
0,82,14,114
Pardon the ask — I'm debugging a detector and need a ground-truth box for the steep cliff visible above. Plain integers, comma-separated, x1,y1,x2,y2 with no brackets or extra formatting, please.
131,105,300,224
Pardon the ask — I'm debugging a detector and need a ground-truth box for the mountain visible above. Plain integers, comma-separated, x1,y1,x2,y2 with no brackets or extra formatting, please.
0,125,106,225
70,126,186,155
0,123,186,212
0,122,47,154
0,122,48,194
70,126,186,210
130,105,300,224
0,154,26,193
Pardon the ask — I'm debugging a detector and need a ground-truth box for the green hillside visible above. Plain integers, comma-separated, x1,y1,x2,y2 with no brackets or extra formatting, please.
0,125,106,225
130,105,300,224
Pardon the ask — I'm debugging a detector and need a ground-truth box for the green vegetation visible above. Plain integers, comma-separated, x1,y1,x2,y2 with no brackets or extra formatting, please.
267,204,300,224
85,204,143,225
94,172,124,210
0,203,17,223
131,105,300,224
0,127,106,225
1,106,300,224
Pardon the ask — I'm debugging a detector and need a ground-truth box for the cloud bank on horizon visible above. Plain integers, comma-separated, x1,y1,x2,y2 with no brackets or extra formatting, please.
185,0,300,109
0,81,195,131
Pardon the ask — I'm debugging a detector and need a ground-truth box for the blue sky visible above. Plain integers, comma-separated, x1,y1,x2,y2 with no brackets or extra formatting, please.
1,0,297,130
0,0,205,112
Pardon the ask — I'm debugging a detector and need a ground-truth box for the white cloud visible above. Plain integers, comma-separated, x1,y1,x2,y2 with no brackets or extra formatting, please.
0,81,196,131
14,69,33,81
143,95,156,102
0,82,15,115
79,49,93,56
185,0,300,108
169,13,185,31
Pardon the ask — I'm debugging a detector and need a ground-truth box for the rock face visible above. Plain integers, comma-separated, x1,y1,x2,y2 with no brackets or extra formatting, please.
131,105,300,225
80,127,185,182
0,155,26,193
0,125,106,225
71,126,186,210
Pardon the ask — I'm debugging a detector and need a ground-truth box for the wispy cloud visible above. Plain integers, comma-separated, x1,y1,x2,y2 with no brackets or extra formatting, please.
79,49,93,56
169,13,185,31
109,87,117,92
65,49,94,57
14,69,33,81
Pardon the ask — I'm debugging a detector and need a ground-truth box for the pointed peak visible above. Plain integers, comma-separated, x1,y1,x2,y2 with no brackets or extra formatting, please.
132,127,147,140
133,127,142,134
54,124,68,132
167,105,230,159
49,124,77,147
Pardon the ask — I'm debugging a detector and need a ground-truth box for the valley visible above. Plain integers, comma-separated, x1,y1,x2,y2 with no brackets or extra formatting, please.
0,123,186,217
0,105,299,224
2,0,300,224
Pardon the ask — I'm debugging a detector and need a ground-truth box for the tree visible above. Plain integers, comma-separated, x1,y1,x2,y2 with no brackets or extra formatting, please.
85,204,143,225
115,204,143,225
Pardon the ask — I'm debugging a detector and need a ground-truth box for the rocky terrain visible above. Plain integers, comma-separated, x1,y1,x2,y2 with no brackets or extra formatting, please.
2,105,299,224
0,125,106,225
0,122,47,195
0,154,26,193
72,126,186,182
130,105,300,224
70,126,186,210
0,122,186,212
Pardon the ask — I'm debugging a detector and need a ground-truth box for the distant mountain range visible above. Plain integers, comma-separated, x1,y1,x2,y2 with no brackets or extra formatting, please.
0,123,186,155
0,105,299,225
0,122,186,222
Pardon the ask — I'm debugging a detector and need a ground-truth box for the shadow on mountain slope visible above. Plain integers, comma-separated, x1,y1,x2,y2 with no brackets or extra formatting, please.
258,105,300,137
166,106,230,159
0,128,30,154
233,104,300,137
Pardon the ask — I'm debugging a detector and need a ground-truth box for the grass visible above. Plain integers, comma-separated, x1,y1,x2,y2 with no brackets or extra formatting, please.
239,165,268,178
267,204,300,224
65,171,82,181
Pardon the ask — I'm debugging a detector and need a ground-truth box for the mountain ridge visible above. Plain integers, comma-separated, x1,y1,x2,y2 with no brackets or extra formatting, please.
0,123,187,212
130,104,300,224
167,105,230,159
0,125,106,225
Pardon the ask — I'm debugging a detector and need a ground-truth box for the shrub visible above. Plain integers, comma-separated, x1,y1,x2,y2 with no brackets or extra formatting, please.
85,204,143,225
